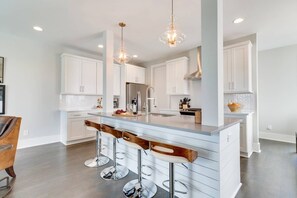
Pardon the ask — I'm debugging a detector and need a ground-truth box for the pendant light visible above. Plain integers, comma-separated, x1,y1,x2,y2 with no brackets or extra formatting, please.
115,22,131,64
159,0,185,47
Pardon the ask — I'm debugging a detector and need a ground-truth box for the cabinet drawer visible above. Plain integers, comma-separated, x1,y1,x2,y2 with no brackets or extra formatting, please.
67,112,88,118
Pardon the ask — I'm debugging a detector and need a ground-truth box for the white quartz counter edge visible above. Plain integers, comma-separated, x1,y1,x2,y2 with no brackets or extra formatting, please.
224,111,254,116
89,112,241,136
59,108,102,112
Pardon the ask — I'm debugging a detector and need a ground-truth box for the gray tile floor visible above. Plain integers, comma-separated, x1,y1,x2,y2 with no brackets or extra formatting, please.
1,139,296,198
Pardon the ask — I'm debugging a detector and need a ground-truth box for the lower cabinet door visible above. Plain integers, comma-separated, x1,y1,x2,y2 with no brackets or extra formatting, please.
240,124,247,152
68,118,85,141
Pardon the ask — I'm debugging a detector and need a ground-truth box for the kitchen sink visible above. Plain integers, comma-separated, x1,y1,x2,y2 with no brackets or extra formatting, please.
149,113,175,117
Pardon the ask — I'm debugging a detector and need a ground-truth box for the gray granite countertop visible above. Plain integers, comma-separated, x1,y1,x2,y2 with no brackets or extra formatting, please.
89,112,241,136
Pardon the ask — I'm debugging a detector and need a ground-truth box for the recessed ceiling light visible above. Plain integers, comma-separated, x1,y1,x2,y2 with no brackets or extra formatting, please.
97,44,104,48
132,55,138,58
33,26,43,32
233,18,244,24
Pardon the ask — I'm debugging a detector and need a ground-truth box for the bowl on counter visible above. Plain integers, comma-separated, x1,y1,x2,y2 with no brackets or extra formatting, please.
227,103,241,112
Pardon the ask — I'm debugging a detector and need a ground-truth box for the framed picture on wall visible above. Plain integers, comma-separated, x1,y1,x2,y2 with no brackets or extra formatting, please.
0,57,3,83
0,85,5,114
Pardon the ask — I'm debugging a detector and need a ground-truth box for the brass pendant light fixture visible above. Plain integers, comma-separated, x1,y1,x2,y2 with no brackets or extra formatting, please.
159,0,186,47
115,22,131,64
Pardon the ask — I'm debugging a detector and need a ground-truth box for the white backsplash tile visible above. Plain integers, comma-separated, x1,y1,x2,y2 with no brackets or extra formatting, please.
224,93,255,111
59,95,100,109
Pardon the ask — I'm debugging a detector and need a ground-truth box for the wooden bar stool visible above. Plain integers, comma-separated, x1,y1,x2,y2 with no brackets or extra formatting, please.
150,141,198,198
122,131,157,198
84,120,109,168
100,124,129,180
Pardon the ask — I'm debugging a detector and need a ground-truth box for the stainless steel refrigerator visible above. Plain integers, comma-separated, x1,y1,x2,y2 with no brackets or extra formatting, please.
126,82,148,112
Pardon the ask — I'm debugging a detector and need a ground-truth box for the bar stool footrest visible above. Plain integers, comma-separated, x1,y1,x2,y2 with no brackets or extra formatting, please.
162,179,188,194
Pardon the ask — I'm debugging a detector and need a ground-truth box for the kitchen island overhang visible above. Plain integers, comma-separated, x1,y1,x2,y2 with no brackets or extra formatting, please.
89,112,242,198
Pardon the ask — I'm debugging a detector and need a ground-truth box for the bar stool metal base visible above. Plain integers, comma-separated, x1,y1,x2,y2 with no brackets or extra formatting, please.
123,179,157,198
84,156,110,168
0,177,13,198
100,164,129,180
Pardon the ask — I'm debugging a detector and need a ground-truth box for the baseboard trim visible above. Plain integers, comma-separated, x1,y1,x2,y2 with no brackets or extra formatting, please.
17,135,60,149
253,142,261,153
259,131,296,144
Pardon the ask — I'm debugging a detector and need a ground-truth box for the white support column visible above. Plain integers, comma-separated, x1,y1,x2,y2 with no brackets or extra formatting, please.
201,0,224,126
102,30,114,113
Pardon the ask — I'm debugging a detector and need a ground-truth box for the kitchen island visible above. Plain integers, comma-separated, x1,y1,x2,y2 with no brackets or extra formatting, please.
89,112,242,198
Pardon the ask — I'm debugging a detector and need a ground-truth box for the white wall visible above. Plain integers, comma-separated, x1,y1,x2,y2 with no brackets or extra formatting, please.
0,33,60,148
0,33,100,148
259,44,297,142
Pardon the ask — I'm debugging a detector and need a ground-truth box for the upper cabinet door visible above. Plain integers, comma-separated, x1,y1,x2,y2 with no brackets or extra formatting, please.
62,56,82,94
223,49,233,92
113,64,121,96
135,67,146,84
224,41,252,93
96,61,103,95
232,45,252,93
166,57,189,95
81,59,97,94
125,64,146,84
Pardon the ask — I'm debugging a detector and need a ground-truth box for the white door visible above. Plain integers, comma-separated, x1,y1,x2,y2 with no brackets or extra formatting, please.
152,65,169,109
113,64,121,96
96,61,103,95
68,118,85,140
81,60,97,94
64,56,81,94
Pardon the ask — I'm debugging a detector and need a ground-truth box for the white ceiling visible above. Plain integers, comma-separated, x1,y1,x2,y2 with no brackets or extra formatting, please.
1,0,297,64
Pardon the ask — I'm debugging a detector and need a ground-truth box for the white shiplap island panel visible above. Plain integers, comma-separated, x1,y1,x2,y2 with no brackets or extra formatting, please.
90,113,241,198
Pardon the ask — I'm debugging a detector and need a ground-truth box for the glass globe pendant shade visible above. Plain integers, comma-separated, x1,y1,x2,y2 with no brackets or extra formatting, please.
159,23,186,48
159,0,186,47
114,49,131,64
114,22,131,64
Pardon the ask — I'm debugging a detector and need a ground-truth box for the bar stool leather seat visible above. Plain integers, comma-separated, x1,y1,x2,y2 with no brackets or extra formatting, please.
84,120,109,168
150,141,198,198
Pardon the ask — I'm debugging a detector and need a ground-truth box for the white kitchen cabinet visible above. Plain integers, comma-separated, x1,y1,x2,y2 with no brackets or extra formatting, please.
96,61,103,95
61,54,97,95
225,113,253,158
113,64,121,96
224,41,252,93
166,57,189,95
60,110,100,145
125,64,146,84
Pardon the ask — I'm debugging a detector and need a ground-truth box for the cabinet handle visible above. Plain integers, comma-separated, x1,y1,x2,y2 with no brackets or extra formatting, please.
82,86,84,92
72,114,82,117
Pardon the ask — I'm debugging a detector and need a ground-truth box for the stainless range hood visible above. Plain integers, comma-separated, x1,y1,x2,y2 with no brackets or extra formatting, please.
184,46,202,80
